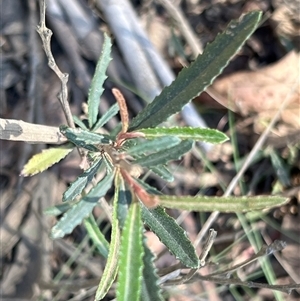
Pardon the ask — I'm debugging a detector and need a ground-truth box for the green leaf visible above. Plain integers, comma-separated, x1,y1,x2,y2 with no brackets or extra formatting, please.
135,140,193,167
63,158,103,202
51,172,114,239
43,203,73,216
21,143,73,176
72,115,88,130
140,127,229,144
159,195,289,212
60,125,111,151
116,202,144,301
126,136,181,156
84,215,110,258
129,11,262,131
141,242,164,301
88,33,112,128
269,148,291,187
141,205,199,268
93,103,119,131
116,172,132,229
95,173,121,300
149,165,174,182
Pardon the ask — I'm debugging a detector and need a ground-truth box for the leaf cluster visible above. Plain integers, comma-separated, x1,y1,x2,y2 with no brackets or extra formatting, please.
21,11,290,300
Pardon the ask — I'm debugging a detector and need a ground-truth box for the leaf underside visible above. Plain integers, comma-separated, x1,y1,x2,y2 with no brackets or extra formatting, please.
63,158,103,202
159,195,289,212
140,127,229,144
21,143,73,176
95,174,121,300
51,171,114,239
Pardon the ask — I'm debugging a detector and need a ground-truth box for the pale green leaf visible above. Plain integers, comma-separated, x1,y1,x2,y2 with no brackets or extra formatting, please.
129,12,262,130
95,174,121,300
116,202,144,301
63,158,103,202
43,203,73,216
159,195,289,212
84,215,110,258
141,205,199,268
141,242,164,301
93,103,119,131
21,143,73,176
140,127,229,144
72,115,88,130
51,172,114,239
88,33,112,128
135,140,193,167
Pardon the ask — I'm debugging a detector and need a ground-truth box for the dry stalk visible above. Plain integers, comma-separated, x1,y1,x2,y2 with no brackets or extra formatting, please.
36,0,75,129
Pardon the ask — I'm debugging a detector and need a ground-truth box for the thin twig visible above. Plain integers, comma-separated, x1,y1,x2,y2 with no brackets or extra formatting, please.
186,274,300,294
36,0,75,128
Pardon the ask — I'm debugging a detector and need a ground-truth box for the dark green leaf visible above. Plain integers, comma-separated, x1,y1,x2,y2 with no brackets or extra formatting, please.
141,205,199,268
88,33,112,128
135,140,193,167
141,242,164,301
127,136,181,156
129,12,262,130
60,125,111,151
116,172,132,229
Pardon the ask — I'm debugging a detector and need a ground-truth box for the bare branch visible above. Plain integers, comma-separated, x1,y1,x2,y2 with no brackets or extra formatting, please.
0,118,66,144
36,0,75,129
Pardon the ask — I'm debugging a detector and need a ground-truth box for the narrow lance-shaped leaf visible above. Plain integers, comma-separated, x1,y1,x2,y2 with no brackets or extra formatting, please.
51,171,114,239
158,195,289,212
139,127,229,144
149,165,174,182
84,215,110,258
43,203,73,216
141,204,199,268
21,143,73,176
88,33,112,128
93,103,119,131
63,158,103,202
129,12,262,131
141,241,164,301
126,136,181,156
72,115,88,130
95,170,121,300
116,172,132,229
116,202,144,301
134,140,193,167
60,125,111,151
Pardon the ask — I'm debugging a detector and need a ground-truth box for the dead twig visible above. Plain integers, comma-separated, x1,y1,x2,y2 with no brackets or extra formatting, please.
36,0,75,129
